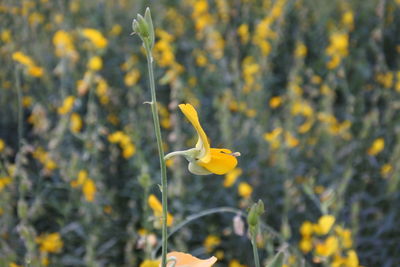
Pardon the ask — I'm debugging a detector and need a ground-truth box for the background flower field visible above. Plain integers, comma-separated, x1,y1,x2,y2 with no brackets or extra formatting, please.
1,0,400,266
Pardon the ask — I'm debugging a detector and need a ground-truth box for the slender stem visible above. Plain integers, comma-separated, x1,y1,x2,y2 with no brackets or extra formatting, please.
251,232,261,267
144,41,168,267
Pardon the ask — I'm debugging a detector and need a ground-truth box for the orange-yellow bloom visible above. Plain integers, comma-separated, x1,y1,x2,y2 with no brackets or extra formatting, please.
164,251,217,267
165,103,239,175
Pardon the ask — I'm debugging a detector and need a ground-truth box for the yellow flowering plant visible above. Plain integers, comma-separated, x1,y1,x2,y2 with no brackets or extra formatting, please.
165,103,240,175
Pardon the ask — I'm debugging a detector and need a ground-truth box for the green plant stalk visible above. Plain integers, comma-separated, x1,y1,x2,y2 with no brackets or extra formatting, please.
144,40,168,267
251,228,261,267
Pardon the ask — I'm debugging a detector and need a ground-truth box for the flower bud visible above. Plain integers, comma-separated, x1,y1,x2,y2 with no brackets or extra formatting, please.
247,205,259,228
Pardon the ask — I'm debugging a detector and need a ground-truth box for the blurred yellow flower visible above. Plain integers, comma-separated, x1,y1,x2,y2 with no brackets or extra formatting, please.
342,11,354,30
22,96,33,107
1,30,12,43
229,259,247,267
285,131,299,148
70,170,96,202
12,51,34,66
299,237,312,253
345,250,359,267
300,221,313,237
82,28,108,49
109,24,122,36
12,51,44,77
58,96,75,115
0,138,5,152
148,194,173,226
224,168,242,187
294,42,307,58
0,176,12,192
269,96,282,108
238,182,253,198
315,235,338,257
53,30,78,60
381,163,393,178
36,232,63,253
87,56,103,71
237,24,249,44
204,235,221,252
70,112,83,133
83,178,96,202
367,138,384,156
124,69,141,86
165,104,239,175
263,127,282,149
9,263,22,267
108,131,136,158
314,215,335,235
139,260,159,267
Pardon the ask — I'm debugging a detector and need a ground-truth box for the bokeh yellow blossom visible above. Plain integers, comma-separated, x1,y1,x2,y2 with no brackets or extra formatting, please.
36,232,63,253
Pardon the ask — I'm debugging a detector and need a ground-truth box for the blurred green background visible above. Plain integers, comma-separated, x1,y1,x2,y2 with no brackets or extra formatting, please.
1,0,400,266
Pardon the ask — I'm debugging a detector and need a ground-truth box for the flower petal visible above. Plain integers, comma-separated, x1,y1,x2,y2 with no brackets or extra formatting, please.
199,148,238,175
178,104,211,163
165,251,217,267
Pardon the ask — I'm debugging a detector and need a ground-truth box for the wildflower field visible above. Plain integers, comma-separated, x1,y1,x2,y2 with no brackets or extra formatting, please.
1,0,400,266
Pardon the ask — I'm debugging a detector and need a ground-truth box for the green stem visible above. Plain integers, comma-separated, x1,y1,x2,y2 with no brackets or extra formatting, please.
251,232,261,267
144,41,168,267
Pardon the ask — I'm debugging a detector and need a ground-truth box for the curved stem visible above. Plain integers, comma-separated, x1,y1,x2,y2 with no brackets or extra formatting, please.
152,207,285,259
144,41,168,267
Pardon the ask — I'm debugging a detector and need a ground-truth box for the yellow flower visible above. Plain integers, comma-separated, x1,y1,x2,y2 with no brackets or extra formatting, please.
367,138,384,156
165,251,217,267
28,66,44,77
22,96,33,107
87,56,103,71
263,128,282,149
314,215,335,235
300,221,313,237
53,30,78,60
165,104,239,175
203,235,221,252
237,24,249,44
315,235,338,257
9,263,22,267
123,144,136,159
139,259,159,267
229,259,247,267
124,69,141,86
299,237,312,253
148,194,173,226
0,177,12,192
58,96,75,115
83,178,96,202
223,168,242,187
269,96,282,108
12,51,43,77
82,28,108,49
70,112,83,133
36,233,63,253
345,250,359,267
285,131,299,148
294,42,307,58
12,51,34,66
381,163,393,178
0,138,5,152
238,182,253,198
